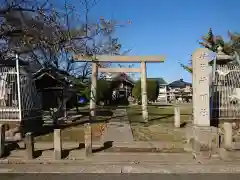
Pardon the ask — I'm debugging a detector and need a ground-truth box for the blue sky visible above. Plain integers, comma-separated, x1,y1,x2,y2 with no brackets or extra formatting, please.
72,0,239,83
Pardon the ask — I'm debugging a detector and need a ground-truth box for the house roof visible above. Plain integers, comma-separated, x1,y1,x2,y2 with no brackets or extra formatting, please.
147,78,167,85
109,73,135,84
33,67,86,87
33,68,69,85
168,79,192,88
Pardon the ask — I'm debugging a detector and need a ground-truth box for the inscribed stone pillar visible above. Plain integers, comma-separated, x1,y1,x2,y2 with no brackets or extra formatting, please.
190,48,220,159
174,107,180,128
141,61,148,122
192,48,211,126
90,62,98,118
0,124,5,157
54,129,62,160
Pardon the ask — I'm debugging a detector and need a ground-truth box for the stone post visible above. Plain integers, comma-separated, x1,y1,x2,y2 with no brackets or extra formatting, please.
141,61,148,122
84,123,92,156
25,132,34,160
223,122,232,150
174,107,180,128
0,124,5,157
54,129,62,160
90,62,98,118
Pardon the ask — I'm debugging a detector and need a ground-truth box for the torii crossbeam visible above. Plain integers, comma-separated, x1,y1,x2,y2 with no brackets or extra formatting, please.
73,55,165,62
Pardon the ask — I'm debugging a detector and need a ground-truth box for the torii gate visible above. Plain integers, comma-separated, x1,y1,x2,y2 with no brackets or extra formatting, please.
73,55,166,120
73,54,166,155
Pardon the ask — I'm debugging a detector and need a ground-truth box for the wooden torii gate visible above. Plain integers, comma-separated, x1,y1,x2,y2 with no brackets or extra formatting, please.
73,54,166,155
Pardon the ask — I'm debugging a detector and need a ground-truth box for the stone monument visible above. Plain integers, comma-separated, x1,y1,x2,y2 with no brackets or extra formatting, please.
187,48,219,159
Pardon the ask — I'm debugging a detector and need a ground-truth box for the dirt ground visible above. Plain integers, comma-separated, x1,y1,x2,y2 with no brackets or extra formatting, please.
35,123,106,142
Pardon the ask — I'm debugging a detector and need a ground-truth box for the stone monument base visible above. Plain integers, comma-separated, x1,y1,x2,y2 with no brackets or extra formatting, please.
185,125,220,160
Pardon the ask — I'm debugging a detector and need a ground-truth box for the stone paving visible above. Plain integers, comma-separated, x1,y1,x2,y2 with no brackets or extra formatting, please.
100,109,134,143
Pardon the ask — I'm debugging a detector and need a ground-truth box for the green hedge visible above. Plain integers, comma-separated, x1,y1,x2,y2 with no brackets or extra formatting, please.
132,79,159,101
81,80,111,104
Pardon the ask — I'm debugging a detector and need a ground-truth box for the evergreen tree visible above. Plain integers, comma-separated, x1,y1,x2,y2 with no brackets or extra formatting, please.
180,28,240,73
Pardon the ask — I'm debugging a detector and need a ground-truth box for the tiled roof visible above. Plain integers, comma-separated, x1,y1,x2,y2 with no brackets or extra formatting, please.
109,73,135,84
147,78,167,85
33,67,86,87
168,79,192,88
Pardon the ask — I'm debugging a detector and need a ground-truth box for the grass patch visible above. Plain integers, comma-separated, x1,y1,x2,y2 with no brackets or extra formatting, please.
127,105,192,141
131,124,187,141
35,123,106,142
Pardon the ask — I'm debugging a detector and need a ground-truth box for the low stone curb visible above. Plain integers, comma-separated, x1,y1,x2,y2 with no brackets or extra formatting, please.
0,155,237,165
0,159,90,165
0,159,198,165
3,158,240,167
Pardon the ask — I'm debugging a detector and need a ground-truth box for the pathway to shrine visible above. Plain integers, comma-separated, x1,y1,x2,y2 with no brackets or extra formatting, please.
100,109,134,143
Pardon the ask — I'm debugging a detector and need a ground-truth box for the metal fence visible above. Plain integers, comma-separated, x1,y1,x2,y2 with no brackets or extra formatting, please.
0,66,19,120
211,63,240,121
0,60,42,122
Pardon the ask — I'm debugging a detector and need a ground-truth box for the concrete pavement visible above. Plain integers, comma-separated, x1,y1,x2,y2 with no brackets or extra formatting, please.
2,162,240,173
1,152,240,176
1,174,240,180
1,152,197,164
1,151,240,165
100,109,134,143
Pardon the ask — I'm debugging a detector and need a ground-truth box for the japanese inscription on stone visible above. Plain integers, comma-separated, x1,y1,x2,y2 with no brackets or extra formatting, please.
192,48,210,126
199,76,207,84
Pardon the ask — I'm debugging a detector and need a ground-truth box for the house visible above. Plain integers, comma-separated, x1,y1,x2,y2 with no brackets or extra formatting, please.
106,73,135,104
167,78,192,103
148,78,168,103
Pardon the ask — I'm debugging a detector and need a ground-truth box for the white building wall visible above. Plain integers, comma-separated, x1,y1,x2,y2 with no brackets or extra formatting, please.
157,85,167,102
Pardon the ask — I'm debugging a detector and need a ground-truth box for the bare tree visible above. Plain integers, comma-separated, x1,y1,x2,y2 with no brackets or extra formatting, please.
0,0,129,80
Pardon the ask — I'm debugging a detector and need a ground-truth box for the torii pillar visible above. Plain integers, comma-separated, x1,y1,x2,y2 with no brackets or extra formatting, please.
90,62,98,118
141,61,148,122
83,61,98,156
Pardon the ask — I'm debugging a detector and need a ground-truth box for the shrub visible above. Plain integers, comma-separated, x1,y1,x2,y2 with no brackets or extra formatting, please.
132,79,159,101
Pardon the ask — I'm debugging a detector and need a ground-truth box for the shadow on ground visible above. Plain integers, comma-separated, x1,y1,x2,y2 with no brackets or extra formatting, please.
2,142,21,158
93,141,113,153
2,107,115,157
2,141,114,159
